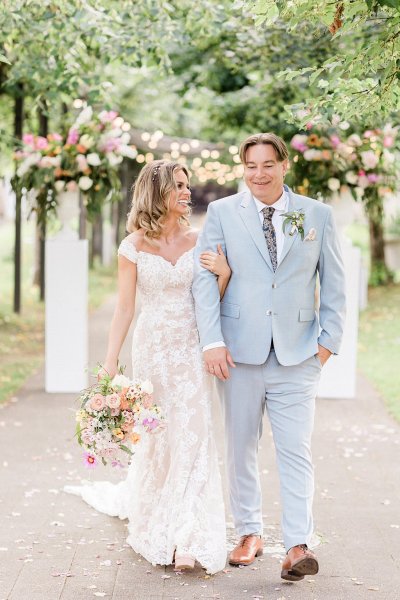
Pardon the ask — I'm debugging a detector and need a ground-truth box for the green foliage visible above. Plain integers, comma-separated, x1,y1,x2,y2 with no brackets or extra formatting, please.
369,260,394,286
245,0,400,123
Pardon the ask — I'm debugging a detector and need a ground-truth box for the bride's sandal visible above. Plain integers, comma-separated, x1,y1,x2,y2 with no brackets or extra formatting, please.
174,554,195,571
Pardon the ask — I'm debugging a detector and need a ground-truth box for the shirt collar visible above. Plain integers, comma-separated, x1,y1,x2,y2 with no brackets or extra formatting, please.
253,190,287,213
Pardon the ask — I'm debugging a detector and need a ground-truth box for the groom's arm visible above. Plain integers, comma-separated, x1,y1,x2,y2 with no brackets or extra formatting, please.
193,201,226,348
193,203,236,380
317,206,346,355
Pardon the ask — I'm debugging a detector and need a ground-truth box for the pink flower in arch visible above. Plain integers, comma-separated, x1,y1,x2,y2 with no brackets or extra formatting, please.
48,133,63,142
367,173,379,183
99,110,118,123
35,136,49,150
22,133,35,146
383,136,394,148
67,128,79,145
102,138,120,153
329,135,340,148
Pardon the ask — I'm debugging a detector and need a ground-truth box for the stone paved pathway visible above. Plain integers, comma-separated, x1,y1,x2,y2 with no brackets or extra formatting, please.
1,296,399,600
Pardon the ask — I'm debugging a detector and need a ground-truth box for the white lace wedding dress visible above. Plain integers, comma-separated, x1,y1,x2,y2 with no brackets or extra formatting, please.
65,238,227,574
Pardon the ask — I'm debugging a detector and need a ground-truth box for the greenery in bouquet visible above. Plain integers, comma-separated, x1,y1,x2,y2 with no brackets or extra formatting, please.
11,105,137,223
76,369,164,468
287,122,348,201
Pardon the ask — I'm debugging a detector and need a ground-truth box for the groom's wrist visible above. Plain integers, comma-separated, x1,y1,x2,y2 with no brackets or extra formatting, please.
203,341,226,352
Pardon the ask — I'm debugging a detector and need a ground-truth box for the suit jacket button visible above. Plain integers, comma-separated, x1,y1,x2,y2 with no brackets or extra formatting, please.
266,310,272,316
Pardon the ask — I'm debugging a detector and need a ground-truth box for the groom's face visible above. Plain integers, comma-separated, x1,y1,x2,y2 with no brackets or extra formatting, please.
243,143,288,205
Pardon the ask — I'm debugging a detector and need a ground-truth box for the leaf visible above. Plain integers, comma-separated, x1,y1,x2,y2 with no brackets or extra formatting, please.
0,54,11,65
378,0,400,10
281,217,291,233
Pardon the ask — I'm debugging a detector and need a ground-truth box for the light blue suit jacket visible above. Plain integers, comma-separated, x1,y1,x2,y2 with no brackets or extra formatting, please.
192,185,346,366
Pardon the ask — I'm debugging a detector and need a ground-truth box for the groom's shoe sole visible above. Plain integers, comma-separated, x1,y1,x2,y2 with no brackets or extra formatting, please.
281,569,305,581
281,557,319,581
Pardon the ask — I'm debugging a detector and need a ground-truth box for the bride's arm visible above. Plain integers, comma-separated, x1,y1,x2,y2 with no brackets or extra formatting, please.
199,244,231,300
100,255,137,378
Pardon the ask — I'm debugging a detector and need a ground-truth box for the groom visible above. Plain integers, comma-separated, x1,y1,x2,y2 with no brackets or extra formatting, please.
192,133,345,581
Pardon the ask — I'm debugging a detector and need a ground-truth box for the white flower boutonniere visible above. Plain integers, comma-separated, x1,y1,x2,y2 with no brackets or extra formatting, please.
281,209,305,240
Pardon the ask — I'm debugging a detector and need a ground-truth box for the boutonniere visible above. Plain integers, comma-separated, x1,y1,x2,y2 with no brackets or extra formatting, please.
281,209,305,240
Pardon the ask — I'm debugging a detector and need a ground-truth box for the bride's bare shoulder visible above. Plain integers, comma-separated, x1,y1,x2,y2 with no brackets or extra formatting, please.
124,230,145,250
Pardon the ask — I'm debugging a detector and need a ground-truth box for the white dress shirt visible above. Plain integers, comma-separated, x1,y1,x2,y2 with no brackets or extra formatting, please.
203,190,287,352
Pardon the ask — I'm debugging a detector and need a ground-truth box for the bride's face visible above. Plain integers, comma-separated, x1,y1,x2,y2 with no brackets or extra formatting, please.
168,169,191,216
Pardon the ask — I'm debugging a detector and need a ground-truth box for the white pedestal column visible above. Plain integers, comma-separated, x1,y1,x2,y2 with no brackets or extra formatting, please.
45,239,89,392
318,238,360,399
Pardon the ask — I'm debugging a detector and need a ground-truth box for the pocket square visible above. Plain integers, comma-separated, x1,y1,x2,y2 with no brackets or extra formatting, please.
304,228,316,241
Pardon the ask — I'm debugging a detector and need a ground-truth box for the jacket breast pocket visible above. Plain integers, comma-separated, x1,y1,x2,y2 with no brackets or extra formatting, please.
299,308,315,322
220,302,240,319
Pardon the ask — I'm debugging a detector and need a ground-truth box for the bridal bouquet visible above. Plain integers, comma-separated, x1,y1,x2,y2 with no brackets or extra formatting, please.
76,370,164,468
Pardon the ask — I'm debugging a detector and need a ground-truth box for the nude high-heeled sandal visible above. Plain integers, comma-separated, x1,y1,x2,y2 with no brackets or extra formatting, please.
173,554,195,571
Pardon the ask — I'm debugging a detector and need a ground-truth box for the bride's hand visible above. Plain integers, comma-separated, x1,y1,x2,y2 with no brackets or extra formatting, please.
200,244,231,278
97,363,118,381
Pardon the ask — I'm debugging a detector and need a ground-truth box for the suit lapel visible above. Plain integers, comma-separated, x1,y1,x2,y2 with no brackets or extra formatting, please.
238,192,274,272
278,185,299,267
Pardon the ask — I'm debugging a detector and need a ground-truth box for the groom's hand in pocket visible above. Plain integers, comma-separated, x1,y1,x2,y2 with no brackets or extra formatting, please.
204,347,236,381
317,344,332,366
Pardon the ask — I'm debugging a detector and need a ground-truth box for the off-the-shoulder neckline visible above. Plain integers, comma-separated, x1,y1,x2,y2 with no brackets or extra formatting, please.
120,239,194,267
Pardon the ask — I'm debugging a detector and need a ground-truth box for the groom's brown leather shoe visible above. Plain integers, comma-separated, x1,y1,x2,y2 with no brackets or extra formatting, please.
281,544,319,581
229,534,263,566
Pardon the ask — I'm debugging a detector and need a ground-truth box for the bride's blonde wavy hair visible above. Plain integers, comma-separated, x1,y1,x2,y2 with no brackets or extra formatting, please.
126,159,190,242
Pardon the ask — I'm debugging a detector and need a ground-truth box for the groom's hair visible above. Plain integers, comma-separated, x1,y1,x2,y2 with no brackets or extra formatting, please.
239,133,289,164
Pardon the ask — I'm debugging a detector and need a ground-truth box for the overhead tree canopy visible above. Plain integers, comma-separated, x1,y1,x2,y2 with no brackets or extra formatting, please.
244,0,400,124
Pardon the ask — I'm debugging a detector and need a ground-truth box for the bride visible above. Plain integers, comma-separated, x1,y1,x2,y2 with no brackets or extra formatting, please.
66,159,231,574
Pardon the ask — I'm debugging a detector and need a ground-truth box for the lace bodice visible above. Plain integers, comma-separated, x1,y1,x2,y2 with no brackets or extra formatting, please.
118,238,194,310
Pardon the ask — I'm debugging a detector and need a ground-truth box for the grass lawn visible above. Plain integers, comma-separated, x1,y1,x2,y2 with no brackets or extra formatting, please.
358,284,400,422
0,220,117,405
345,222,400,421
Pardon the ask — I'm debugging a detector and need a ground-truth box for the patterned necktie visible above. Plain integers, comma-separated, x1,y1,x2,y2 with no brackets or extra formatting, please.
262,206,277,271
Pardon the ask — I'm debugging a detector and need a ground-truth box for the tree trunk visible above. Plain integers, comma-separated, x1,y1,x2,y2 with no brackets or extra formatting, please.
365,191,393,286
90,212,103,267
38,99,48,301
79,192,87,240
61,102,69,136
13,85,24,313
